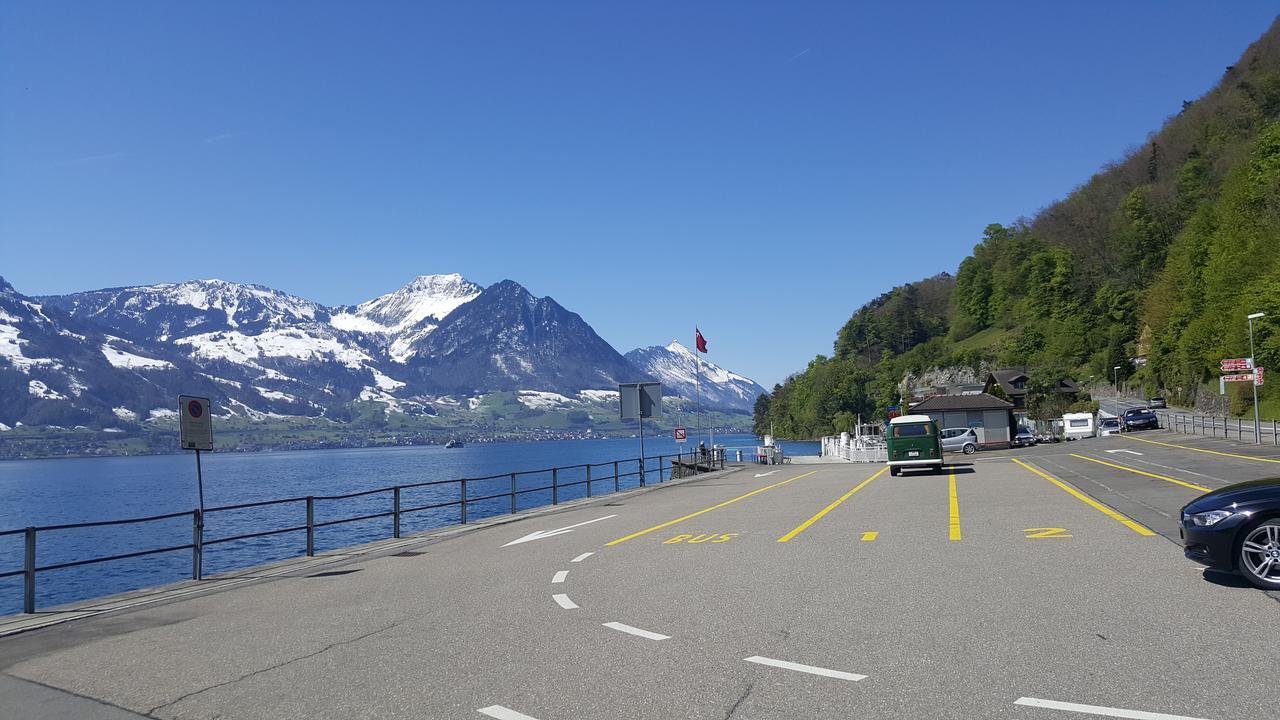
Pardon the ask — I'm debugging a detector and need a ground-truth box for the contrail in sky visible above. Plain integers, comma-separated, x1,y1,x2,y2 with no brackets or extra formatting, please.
789,48,810,61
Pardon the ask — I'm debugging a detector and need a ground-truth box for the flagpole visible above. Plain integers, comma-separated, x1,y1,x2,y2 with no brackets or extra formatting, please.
694,328,703,447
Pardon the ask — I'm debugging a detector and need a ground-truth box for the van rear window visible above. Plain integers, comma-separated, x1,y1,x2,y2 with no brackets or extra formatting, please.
893,424,932,437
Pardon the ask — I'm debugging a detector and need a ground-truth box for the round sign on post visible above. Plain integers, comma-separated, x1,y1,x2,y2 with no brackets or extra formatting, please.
674,427,687,442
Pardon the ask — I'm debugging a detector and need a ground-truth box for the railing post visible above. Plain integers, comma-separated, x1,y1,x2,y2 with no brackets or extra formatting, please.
305,497,315,557
192,509,203,581
461,479,469,524
393,487,401,539
551,468,558,505
639,457,646,487
658,455,664,482
511,473,518,513
586,464,592,497
23,527,36,614
613,461,619,492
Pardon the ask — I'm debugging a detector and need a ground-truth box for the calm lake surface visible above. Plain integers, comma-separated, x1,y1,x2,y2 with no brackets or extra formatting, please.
0,434,817,614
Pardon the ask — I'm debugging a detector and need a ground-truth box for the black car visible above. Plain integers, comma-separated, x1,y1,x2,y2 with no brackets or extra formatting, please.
1121,407,1160,431
1182,478,1280,590
1011,427,1036,448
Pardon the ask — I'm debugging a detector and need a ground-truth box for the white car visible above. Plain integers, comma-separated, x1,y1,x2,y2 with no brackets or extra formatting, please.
940,427,979,454
1099,417,1122,436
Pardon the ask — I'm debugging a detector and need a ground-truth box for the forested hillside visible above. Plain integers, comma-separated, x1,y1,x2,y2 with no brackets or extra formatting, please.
757,18,1280,439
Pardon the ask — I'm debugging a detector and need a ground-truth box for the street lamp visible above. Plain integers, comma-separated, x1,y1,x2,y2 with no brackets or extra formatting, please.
1113,366,1121,397
1248,312,1265,444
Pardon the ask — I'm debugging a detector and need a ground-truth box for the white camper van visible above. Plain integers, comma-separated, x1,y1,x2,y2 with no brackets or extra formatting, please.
1062,412,1096,440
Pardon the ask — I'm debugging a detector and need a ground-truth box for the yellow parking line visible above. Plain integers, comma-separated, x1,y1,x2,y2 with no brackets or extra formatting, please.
1120,434,1280,464
606,471,817,546
1069,453,1211,493
948,473,962,541
1012,458,1155,536
860,531,879,542
777,467,885,542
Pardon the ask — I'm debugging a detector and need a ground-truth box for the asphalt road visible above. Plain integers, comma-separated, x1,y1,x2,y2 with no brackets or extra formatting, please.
1,429,1277,720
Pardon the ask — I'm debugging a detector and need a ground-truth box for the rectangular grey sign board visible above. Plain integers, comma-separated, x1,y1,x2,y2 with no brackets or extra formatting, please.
619,382,662,419
179,395,214,451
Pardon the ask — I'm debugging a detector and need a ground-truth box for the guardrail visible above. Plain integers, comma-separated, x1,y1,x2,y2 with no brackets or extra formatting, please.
0,450,726,614
1157,411,1279,445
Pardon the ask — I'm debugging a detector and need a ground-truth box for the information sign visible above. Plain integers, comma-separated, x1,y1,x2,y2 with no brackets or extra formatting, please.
1221,373,1255,383
179,395,213,451
618,382,662,419
1256,367,1264,386
1221,358,1254,372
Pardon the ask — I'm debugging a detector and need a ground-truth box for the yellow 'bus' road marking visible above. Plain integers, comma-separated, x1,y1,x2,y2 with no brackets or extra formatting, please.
1069,453,1211,492
1011,458,1155,536
1120,434,1280,464
606,471,817,546
948,472,962,541
860,531,879,542
777,467,885,542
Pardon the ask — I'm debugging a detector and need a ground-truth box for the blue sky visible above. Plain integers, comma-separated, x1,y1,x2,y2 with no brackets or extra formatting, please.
2,2,1275,387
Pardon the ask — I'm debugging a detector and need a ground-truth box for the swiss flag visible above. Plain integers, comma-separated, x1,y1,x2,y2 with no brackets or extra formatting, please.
695,328,708,353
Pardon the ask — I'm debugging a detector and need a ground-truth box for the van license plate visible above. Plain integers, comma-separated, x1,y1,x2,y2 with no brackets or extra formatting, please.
908,451,919,457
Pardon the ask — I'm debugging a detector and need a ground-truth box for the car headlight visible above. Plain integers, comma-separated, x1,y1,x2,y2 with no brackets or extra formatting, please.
1190,510,1233,526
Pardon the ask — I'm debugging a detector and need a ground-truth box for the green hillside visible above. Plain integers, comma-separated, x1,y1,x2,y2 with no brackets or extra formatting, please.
758,18,1280,438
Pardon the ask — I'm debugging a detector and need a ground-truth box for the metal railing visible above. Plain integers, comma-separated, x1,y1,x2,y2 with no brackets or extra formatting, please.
1157,411,1280,445
0,450,726,614
820,436,888,463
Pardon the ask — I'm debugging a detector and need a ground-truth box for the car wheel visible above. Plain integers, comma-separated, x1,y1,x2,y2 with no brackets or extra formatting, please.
1238,518,1280,591
962,443,976,455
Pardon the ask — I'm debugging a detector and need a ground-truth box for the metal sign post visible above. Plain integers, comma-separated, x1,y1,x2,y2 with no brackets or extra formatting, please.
179,396,214,504
620,382,662,485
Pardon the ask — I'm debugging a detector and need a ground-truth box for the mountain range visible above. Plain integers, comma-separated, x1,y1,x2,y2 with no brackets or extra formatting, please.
0,274,765,431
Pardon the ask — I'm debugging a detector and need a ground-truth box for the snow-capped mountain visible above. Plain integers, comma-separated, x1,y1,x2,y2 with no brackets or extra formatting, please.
625,341,767,412
403,280,641,395
4,273,767,430
330,273,482,363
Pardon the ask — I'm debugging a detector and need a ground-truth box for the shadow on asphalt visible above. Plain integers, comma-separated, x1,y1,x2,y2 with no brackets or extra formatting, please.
1200,569,1254,589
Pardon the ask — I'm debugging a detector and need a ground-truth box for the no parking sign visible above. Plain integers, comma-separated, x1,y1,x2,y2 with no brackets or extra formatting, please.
179,395,213,451
674,427,687,442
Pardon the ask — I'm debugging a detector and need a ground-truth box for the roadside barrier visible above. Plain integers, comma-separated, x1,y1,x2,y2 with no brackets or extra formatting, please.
0,449,726,614
1157,411,1279,445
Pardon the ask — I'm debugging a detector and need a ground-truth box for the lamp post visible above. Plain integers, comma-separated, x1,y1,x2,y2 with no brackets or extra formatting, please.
1248,312,1265,444
1113,366,1121,398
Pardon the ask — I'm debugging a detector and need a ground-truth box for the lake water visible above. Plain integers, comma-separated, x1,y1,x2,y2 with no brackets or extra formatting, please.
0,434,816,614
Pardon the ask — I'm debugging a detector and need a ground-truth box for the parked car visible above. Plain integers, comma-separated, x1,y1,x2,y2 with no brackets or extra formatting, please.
1122,407,1160,431
1181,477,1280,590
1011,427,1036,448
940,427,979,454
1098,417,1122,436
1149,397,1167,409
886,415,944,476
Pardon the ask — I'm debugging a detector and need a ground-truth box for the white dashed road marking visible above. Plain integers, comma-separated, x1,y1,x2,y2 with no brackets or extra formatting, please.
1014,697,1213,720
478,705,542,720
744,655,867,681
571,552,593,562
551,570,568,584
552,594,578,610
603,621,670,640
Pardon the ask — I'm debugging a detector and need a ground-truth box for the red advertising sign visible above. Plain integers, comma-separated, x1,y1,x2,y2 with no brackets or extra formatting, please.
1221,358,1254,372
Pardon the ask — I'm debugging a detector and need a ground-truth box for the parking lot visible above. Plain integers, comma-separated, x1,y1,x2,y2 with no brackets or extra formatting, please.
1,429,1277,719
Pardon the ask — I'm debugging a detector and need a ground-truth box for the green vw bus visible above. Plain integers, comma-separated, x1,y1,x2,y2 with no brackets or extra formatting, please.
886,415,944,476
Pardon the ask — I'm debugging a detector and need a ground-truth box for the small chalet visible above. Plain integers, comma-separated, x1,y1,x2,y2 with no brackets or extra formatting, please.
908,392,1015,449
984,367,1081,410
